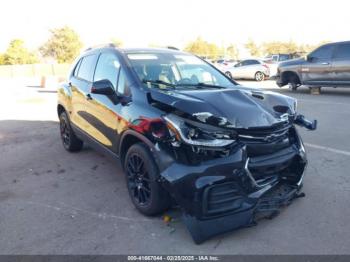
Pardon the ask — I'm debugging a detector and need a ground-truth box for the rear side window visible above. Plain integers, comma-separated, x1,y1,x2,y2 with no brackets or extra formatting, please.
310,45,334,60
76,54,97,82
334,43,350,59
73,59,82,77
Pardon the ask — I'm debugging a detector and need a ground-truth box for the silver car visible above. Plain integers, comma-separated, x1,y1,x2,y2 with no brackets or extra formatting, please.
224,59,270,81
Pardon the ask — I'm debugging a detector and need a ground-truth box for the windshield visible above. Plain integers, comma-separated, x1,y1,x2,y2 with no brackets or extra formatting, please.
126,52,236,89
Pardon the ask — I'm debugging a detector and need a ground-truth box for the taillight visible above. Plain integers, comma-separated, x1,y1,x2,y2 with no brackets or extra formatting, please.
263,64,269,69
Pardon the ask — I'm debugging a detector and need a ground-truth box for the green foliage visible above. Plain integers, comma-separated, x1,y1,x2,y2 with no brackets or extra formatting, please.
245,39,330,57
1,39,38,65
262,41,299,55
184,37,223,59
40,26,83,63
110,38,123,47
226,44,239,60
245,39,262,57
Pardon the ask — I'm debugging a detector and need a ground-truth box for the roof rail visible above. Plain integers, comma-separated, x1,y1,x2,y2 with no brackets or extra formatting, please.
167,46,179,50
85,43,116,51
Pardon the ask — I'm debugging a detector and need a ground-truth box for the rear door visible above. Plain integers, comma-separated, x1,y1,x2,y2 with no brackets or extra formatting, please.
331,42,350,85
302,44,335,85
69,54,98,131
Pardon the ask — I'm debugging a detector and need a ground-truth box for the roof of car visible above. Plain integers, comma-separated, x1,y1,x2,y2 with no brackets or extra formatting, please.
120,47,187,54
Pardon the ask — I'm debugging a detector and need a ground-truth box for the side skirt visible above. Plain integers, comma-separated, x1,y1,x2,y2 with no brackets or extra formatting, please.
71,123,120,164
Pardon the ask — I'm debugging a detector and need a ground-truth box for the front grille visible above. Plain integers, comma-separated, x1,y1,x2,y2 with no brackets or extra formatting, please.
238,123,292,157
203,182,245,216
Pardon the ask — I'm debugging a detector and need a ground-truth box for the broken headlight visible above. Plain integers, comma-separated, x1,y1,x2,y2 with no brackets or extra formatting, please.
163,114,236,148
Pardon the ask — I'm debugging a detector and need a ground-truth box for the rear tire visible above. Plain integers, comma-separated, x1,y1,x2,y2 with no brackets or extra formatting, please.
59,111,83,152
255,71,265,81
124,143,171,216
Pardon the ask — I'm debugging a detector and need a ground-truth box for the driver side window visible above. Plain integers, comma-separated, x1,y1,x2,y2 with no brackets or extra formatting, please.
310,45,334,60
94,53,121,90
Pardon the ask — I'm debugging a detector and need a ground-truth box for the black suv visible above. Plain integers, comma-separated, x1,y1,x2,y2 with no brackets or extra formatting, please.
57,45,316,243
277,41,350,90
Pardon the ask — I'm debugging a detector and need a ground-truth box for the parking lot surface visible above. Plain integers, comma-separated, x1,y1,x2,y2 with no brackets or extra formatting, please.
0,80,349,254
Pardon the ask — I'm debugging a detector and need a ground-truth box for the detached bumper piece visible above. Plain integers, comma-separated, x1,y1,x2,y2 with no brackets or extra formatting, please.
295,114,317,130
183,182,304,244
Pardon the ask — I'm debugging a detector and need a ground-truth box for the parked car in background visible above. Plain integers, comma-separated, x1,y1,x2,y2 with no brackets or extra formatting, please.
265,53,301,63
213,58,238,72
57,45,316,244
276,41,350,90
264,53,302,77
224,59,270,81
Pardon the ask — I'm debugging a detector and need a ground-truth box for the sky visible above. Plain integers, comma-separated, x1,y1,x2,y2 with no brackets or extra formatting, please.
0,0,349,53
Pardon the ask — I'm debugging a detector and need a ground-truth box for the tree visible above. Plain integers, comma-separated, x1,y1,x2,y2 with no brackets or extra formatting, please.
226,44,239,60
184,37,222,59
245,39,261,57
40,26,83,63
110,38,123,47
0,54,4,65
262,40,299,55
2,39,38,65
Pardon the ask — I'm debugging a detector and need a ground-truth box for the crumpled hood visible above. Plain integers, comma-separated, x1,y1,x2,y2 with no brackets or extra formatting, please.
149,86,296,129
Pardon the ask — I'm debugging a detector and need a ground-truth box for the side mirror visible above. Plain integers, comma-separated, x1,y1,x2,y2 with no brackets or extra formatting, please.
91,79,115,96
307,56,314,62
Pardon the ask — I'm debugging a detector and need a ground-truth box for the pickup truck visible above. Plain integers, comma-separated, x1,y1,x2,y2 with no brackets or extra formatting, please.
276,41,350,91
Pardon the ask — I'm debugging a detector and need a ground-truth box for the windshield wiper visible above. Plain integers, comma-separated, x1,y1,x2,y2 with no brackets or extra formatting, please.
176,82,226,89
142,79,176,89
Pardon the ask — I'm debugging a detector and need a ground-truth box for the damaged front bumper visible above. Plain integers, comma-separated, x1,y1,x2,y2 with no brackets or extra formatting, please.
156,127,308,244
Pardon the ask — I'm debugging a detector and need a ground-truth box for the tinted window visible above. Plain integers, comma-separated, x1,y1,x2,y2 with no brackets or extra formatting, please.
117,68,131,96
279,54,290,61
94,53,121,89
250,60,260,65
310,45,334,60
77,55,97,82
241,60,250,66
334,43,350,59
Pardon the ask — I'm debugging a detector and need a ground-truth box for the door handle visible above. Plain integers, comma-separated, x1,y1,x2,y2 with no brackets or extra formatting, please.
86,94,93,100
321,62,330,65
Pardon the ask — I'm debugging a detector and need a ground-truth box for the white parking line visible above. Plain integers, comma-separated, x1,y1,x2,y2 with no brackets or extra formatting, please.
297,99,350,106
305,143,350,156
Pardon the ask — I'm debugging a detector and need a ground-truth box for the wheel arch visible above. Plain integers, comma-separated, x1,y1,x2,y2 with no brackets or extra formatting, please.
281,71,301,85
57,104,66,117
119,130,156,167
119,130,174,174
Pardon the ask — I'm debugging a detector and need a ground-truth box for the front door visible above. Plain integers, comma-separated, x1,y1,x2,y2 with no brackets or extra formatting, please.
83,52,127,153
302,44,335,85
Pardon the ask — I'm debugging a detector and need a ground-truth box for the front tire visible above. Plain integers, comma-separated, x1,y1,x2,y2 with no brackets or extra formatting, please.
255,71,265,81
124,143,171,216
59,111,83,152
288,75,301,91
225,71,233,79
